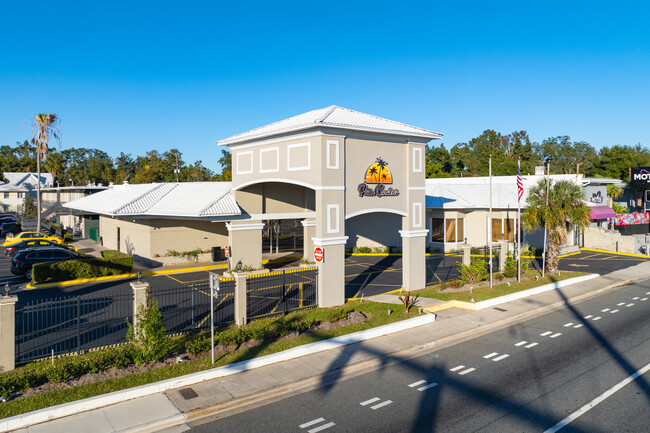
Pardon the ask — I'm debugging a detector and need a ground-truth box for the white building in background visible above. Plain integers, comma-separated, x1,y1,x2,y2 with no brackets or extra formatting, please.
0,172,53,212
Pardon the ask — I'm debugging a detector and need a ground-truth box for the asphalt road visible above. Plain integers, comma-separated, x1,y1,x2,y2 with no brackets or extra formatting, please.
188,279,650,433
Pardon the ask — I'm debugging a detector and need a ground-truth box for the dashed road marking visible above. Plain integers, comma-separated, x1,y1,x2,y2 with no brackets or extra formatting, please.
632,297,639,300
541,331,552,336
417,382,438,391
525,342,539,348
300,418,336,433
458,367,476,375
492,354,510,361
300,418,325,429
573,324,583,328
483,352,499,359
583,315,593,319
610,309,619,313
370,400,393,410
360,398,380,406
646,292,650,295
641,298,648,301
626,303,634,307
601,308,610,312
592,317,602,321
408,380,426,388
450,365,465,372
617,302,625,306
515,341,527,346
550,333,562,338
563,322,574,327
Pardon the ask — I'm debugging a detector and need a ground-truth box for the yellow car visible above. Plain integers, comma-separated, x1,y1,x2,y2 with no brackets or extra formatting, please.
2,232,64,247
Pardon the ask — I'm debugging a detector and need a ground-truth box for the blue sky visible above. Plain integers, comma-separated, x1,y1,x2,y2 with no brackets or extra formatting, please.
1,1,649,174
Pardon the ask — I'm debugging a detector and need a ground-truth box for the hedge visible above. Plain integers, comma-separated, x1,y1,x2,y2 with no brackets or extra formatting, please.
32,250,133,283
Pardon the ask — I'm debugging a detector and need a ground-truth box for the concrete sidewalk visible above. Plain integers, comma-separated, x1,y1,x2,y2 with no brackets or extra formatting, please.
8,262,650,433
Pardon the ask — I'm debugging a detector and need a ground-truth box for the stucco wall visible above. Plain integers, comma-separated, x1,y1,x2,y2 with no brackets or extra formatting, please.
583,226,635,253
345,212,402,250
0,193,26,212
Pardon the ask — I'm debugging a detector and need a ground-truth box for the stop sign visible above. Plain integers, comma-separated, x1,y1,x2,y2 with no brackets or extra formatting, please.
314,247,324,263
225,246,230,258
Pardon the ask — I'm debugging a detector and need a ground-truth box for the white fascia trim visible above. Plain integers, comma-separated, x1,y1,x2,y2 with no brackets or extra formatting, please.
236,151,253,175
301,220,316,227
259,147,279,173
312,236,349,246
408,186,426,191
326,139,340,169
287,142,311,171
225,222,265,231
345,208,408,219
248,212,316,220
413,146,423,173
220,131,326,150
399,229,429,238
233,178,344,191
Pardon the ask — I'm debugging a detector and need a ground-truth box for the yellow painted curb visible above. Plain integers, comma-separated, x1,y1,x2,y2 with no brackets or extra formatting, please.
348,253,402,256
579,248,650,258
423,300,477,313
558,251,581,258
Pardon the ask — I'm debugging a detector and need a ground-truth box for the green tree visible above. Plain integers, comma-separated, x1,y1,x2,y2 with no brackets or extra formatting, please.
32,114,61,230
44,151,66,184
426,144,452,178
534,136,598,175
216,149,232,181
522,179,591,274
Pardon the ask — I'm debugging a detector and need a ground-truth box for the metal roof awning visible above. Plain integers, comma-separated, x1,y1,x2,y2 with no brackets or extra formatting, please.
590,206,617,219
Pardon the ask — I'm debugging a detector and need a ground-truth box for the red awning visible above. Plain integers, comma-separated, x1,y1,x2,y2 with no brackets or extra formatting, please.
590,206,617,219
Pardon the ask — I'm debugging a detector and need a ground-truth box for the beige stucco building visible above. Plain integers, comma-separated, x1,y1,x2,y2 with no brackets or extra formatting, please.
0,172,53,213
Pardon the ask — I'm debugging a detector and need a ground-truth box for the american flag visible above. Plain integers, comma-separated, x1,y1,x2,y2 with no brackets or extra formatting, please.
517,165,524,202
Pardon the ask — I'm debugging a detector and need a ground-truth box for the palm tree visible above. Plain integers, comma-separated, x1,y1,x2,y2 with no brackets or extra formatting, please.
32,114,61,232
522,179,590,274
368,166,378,182
376,157,388,180
45,151,66,183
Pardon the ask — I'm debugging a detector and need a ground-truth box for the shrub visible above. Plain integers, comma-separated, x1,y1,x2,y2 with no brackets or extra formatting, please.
63,233,74,242
32,250,133,283
448,279,463,288
352,246,372,254
457,258,487,284
126,290,169,364
494,272,505,281
503,254,517,278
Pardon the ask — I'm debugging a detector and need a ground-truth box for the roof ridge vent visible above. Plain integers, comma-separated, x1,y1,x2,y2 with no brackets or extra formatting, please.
315,105,338,124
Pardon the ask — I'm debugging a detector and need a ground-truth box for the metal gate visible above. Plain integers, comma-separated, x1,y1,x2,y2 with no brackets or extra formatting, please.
246,267,317,319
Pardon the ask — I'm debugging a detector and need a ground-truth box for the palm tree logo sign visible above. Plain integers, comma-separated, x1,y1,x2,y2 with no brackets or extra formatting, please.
364,157,393,184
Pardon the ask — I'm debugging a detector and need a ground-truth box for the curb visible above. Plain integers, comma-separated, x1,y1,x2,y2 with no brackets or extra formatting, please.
579,247,650,258
0,315,436,432
423,274,599,313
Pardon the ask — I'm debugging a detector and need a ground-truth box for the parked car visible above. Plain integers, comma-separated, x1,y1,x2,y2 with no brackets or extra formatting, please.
0,221,21,237
2,231,64,247
10,247,90,280
5,239,77,257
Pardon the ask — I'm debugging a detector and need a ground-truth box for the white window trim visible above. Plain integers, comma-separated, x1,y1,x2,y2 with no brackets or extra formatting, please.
327,204,339,234
326,140,339,169
412,202,422,228
259,147,279,173
287,142,311,172
236,151,253,175
412,147,423,173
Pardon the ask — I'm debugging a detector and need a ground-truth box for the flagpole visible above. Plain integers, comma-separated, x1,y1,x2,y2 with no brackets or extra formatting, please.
489,155,493,288
517,158,521,282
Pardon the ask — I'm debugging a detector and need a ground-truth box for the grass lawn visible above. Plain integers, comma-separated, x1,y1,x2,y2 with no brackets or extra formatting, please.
0,299,418,419
413,270,590,302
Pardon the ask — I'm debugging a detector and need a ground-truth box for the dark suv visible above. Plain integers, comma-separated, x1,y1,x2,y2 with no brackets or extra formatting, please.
10,248,89,280
0,221,21,237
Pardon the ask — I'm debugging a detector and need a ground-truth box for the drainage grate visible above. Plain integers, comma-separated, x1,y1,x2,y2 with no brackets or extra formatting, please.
492,307,507,312
178,387,199,400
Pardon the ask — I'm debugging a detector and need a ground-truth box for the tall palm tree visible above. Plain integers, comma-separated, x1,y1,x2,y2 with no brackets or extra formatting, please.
45,151,66,183
32,114,61,231
522,179,590,274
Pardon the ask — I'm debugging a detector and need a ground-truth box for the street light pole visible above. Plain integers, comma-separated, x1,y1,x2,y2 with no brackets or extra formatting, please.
542,158,551,277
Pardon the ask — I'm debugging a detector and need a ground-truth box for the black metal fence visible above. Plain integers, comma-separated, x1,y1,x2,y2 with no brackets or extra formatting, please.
247,267,317,319
151,278,235,334
15,292,133,363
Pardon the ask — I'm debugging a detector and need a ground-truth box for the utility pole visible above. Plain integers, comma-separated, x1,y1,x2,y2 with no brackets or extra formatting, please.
542,157,551,277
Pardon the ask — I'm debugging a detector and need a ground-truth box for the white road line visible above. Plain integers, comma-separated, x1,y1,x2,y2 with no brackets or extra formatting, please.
617,302,625,306
646,291,650,295
641,298,648,301
610,309,619,313
541,331,552,336
601,308,610,312
573,324,583,328
450,365,465,372
417,383,438,391
583,315,593,319
300,418,325,428
408,380,426,388
515,341,527,346
458,367,476,375
483,352,499,359
543,362,650,433
563,323,574,327
550,333,562,338
632,297,639,300
626,303,634,307
525,342,539,348
492,354,510,361
592,317,601,321
370,400,393,410
360,397,380,406
309,422,336,433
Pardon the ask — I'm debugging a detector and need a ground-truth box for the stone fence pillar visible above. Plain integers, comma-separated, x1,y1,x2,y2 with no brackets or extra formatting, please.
462,245,472,266
0,296,18,372
498,240,508,272
234,274,247,327
130,281,150,328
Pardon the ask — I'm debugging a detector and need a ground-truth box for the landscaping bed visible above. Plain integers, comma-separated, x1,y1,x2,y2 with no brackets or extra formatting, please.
0,300,417,419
